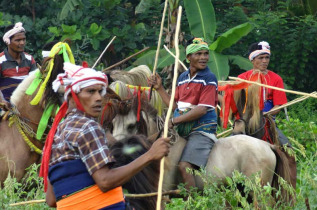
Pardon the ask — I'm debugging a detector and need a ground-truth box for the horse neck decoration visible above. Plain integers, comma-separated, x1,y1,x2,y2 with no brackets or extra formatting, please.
108,65,165,117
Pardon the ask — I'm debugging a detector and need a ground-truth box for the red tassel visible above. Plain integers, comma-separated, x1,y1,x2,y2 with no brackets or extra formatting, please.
100,102,111,124
71,89,85,112
82,61,89,68
137,86,141,122
39,101,68,192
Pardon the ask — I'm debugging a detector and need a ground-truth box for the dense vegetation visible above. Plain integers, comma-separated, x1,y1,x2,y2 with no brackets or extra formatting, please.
0,0,316,209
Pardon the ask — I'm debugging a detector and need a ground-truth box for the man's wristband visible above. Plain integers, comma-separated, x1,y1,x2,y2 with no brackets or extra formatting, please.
171,118,175,126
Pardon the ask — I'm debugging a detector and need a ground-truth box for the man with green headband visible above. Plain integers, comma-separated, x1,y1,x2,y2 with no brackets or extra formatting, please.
149,37,218,190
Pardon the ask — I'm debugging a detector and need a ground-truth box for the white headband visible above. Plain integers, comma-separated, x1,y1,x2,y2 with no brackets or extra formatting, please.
52,62,108,100
3,22,25,45
42,51,51,58
249,41,271,61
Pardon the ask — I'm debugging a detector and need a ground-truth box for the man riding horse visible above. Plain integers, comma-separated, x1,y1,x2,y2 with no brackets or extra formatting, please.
149,37,218,191
41,62,170,209
238,41,291,146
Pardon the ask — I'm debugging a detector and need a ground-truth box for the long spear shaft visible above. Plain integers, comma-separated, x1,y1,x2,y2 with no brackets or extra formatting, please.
92,36,116,69
149,0,168,100
156,6,182,210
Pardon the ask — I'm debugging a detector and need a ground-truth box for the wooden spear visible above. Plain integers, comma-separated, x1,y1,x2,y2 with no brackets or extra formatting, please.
156,6,182,210
102,47,150,72
92,36,116,68
149,0,168,100
9,190,182,206
229,76,317,99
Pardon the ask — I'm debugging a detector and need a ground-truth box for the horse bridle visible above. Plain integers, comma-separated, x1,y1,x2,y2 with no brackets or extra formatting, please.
233,117,266,138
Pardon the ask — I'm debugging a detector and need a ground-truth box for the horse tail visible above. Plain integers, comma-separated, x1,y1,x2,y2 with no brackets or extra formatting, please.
269,145,296,205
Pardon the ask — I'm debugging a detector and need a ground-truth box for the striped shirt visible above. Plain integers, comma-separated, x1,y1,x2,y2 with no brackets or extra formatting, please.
0,48,36,100
50,109,115,175
174,67,218,135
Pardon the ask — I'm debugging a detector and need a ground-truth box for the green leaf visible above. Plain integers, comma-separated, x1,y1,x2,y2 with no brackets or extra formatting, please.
135,0,160,14
133,49,162,70
89,23,102,35
62,24,77,34
184,0,216,43
228,55,253,71
208,51,229,80
210,22,253,53
91,39,100,50
60,0,82,20
48,27,60,36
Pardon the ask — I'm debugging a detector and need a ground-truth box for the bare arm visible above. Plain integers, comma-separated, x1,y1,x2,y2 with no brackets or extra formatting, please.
269,105,282,116
45,179,57,208
148,73,177,110
92,137,170,192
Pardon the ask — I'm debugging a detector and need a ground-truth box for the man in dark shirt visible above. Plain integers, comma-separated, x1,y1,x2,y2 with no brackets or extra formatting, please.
0,22,36,101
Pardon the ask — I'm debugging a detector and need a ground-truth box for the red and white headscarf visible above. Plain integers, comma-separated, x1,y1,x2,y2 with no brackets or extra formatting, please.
40,62,108,191
3,22,25,45
248,41,271,61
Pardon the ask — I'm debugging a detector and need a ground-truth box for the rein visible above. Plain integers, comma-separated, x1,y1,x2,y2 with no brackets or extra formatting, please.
7,106,44,154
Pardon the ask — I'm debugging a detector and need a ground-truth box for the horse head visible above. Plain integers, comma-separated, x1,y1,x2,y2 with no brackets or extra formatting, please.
230,80,265,139
101,90,160,141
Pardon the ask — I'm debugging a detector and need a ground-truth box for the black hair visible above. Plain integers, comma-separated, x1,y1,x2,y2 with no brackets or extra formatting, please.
186,37,195,47
248,42,263,55
4,24,14,34
42,40,59,51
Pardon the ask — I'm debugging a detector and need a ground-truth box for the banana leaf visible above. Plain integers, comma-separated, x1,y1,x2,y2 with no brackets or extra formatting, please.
228,55,253,71
184,0,216,43
208,51,229,80
210,22,253,53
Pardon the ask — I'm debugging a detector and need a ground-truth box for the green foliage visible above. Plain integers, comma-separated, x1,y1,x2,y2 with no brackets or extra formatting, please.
0,164,49,209
184,0,216,43
60,0,82,20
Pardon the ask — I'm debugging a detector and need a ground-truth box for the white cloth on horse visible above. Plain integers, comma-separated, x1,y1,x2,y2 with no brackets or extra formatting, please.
248,41,271,61
3,22,25,45
52,62,108,100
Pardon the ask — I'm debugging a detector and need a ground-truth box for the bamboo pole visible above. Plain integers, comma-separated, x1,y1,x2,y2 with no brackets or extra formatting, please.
92,36,116,68
102,47,150,72
156,6,182,210
9,190,182,206
152,0,168,75
229,76,317,99
149,0,169,100
264,91,317,115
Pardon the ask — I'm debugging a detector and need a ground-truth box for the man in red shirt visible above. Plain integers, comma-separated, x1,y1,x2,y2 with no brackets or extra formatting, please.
238,41,290,146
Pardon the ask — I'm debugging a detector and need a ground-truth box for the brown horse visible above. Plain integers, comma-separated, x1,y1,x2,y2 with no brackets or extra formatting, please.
229,80,297,203
102,92,294,206
0,55,64,185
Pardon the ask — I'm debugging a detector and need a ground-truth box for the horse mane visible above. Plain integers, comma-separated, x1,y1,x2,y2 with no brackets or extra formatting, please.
41,54,65,107
109,65,151,86
10,72,38,106
233,77,262,134
109,80,165,117
109,135,159,210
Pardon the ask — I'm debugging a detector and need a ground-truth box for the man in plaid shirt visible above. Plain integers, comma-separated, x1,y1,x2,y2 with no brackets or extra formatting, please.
41,62,170,209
